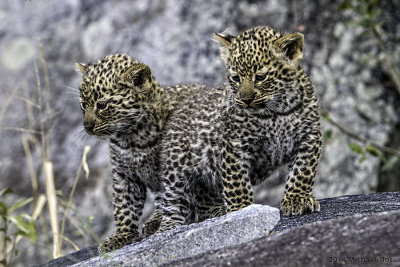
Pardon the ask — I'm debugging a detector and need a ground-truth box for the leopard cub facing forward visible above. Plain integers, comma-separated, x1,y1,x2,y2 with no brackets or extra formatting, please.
214,26,322,215
76,54,169,253
157,26,322,232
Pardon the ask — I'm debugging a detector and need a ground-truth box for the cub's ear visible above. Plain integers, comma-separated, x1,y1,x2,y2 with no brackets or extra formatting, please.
273,32,304,63
214,32,234,47
214,32,234,65
75,62,88,74
120,63,152,88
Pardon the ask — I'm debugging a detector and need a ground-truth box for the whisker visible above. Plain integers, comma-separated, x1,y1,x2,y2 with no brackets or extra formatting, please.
65,91,80,96
65,96,81,103
64,85,79,92
72,126,89,144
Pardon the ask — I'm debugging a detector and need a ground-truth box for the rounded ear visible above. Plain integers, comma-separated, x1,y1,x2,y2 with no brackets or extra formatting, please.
273,32,304,62
214,32,235,65
75,62,88,74
120,63,152,87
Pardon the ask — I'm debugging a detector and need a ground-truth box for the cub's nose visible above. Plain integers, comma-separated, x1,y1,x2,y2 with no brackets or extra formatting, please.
241,96,255,105
83,121,95,132
239,90,256,106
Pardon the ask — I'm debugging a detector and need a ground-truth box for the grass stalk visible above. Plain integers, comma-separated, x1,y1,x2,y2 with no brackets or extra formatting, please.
44,161,61,258
59,146,91,252
22,135,41,205
39,41,51,160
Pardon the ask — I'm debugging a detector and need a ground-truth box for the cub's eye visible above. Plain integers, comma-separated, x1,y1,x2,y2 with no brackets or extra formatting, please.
80,102,86,111
255,74,267,82
97,101,108,110
230,75,240,83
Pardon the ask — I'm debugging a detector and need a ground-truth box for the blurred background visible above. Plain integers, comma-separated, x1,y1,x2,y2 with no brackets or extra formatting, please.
0,0,399,266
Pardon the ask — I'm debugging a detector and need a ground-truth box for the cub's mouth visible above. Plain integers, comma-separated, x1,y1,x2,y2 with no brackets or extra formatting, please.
83,122,111,138
235,96,267,110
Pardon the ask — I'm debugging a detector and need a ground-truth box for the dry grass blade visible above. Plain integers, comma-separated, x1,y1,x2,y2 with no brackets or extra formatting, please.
60,236,80,251
44,161,61,258
22,135,42,205
82,146,91,179
40,41,51,160
4,127,42,134
59,146,91,252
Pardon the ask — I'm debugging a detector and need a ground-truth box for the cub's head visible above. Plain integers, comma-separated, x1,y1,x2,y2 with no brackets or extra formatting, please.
76,54,155,137
214,26,307,115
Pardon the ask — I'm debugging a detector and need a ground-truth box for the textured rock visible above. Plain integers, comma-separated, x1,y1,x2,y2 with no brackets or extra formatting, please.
171,210,400,267
37,192,400,267
39,204,280,267
274,191,400,232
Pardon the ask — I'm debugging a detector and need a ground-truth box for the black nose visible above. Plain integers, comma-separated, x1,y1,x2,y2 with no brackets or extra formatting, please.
241,96,255,105
83,121,95,132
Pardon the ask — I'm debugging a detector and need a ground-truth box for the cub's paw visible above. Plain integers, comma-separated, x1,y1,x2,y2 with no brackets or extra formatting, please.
209,206,227,218
280,194,320,216
98,230,142,254
142,210,163,237
155,219,184,234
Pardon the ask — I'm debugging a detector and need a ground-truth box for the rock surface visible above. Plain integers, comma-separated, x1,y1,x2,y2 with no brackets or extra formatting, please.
172,210,400,267
274,191,400,232
38,192,400,267
39,205,280,267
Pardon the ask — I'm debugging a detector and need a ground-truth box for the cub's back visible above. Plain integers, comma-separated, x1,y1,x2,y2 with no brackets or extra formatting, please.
161,84,227,181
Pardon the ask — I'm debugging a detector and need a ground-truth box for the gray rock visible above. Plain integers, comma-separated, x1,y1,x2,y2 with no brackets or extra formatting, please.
73,205,279,267
171,210,400,267
170,192,400,266
37,192,400,267
37,204,279,267
274,191,400,232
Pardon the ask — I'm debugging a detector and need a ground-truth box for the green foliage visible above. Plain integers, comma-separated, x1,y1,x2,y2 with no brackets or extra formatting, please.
323,129,333,143
338,0,400,173
339,0,382,29
348,142,388,164
348,142,367,163
0,187,37,266
365,145,383,158
381,156,400,172
349,142,364,154
9,214,37,243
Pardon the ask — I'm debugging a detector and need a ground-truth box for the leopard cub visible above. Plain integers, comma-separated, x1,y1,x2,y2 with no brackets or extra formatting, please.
214,26,322,215
76,54,168,253
157,26,322,232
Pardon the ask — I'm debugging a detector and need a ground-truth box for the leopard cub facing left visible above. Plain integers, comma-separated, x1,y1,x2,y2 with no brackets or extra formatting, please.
76,54,220,252
76,54,169,253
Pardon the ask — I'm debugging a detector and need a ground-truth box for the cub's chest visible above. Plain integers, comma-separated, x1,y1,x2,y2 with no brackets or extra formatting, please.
238,115,301,155
110,143,157,170
238,115,299,139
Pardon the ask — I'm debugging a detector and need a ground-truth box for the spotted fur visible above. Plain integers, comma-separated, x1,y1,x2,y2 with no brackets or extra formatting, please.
157,26,322,232
76,54,221,252
77,54,170,253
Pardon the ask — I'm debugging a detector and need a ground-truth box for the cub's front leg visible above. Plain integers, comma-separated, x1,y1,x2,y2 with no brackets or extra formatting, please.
156,171,192,233
221,138,254,212
141,196,163,237
281,130,322,216
98,172,147,253
193,181,227,221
